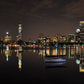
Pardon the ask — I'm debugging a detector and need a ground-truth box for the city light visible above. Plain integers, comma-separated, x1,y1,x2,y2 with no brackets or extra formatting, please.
6,32,9,35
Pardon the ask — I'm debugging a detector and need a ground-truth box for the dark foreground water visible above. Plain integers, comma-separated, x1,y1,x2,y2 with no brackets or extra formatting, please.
0,47,84,84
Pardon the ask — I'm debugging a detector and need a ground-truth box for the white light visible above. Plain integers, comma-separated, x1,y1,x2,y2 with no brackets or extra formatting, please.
6,46,9,50
6,32,9,35
76,29,80,33
6,57,8,61
76,59,80,64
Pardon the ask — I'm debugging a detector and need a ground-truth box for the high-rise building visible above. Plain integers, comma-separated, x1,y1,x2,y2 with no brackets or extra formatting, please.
75,21,84,43
79,21,84,42
75,29,81,42
17,24,22,41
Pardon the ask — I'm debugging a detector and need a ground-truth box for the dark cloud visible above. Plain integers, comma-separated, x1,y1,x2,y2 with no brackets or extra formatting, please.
62,0,84,19
26,0,60,18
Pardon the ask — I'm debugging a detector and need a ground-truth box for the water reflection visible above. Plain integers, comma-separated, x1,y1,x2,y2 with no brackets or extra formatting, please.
78,55,84,72
0,46,23,72
4,46,12,61
16,50,22,71
38,45,84,72
0,45,84,72
38,45,84,57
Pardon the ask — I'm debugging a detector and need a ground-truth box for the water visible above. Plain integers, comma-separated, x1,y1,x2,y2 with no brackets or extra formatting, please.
0,45,84,83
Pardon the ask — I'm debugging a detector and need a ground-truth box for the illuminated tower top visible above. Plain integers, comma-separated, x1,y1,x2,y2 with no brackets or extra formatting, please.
17,23,22,41
18,24,22,33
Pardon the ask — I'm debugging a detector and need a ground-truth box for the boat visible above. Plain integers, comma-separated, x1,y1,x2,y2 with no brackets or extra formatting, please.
44,56,66,66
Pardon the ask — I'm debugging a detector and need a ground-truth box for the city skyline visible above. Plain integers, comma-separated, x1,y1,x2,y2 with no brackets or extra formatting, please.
0,21,82,42
0,0,84,41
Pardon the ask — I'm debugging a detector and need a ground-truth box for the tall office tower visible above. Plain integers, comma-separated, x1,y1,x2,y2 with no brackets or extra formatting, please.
75,21,84,42
79,21,84,42
17,24,22,41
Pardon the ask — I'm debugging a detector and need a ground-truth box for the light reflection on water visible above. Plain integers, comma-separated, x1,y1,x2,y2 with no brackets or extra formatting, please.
0,45,84,72
36,45,84,72
0,46,23,72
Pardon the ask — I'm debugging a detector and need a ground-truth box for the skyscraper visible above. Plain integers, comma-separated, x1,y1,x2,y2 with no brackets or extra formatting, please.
17,24,22,41
79,21,84,42
75,21,84,43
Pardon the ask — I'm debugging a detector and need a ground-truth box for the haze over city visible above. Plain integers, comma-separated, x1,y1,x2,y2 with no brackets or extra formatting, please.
0,0,84,41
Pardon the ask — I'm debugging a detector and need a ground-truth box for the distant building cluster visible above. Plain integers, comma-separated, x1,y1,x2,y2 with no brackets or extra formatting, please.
75,21,84,43
0,21,84,48
0,23,22,44
37,21,84,44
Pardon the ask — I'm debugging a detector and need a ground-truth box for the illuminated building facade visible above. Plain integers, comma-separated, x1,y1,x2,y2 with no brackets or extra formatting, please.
61,35,67,42
52,36,58,42
75,28,81,42
38,33,45,44
68,34,75,42
4,32,12,43
75,21,84,43
76,21,84,43
56,34,62,42
56,34,67,43
17,24,22,41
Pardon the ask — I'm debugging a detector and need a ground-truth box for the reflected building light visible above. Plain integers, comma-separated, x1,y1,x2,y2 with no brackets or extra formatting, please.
4,49,12,61
40,50,42,56
18,59,22,71
55,44,58,48
79,65,84,72
46,49,50,56
56,48,58,55
71,48,75,56
43,49,46,56
18,52,22,71
38,50,42,56
33,49,36,53
76,47,79,55
79,56,84,72
76,59,80,64
14,49,18,53
81,45,83,49
6,56,8,61
63,49,66,55
52,49,57,55
6,46,9,50
16,50,19,57
74,45,75,48
63,44,66,48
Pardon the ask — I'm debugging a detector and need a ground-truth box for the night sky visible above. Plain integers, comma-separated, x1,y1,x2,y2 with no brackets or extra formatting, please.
0,0,84,41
